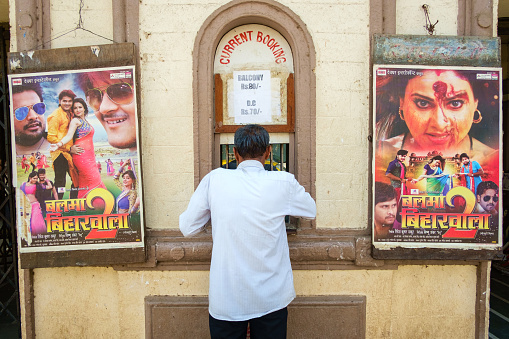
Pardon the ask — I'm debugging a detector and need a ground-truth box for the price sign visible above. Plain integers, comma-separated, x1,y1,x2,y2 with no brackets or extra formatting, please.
233,70,272,124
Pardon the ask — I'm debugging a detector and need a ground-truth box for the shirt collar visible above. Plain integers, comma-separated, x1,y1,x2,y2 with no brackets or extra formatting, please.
237,160,264,170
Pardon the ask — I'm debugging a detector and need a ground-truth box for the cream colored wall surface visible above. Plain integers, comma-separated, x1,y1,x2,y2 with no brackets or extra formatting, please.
136,0,372,230
8,0,15,51
396,0,458,35
303,0,371,229
138,0,215,229
295,265,477,339
33,267,121,339
31,265,476,338
50,0,113,49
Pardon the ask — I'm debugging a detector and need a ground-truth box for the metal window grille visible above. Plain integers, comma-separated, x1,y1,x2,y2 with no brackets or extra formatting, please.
220,143,290,172
0,25,20,336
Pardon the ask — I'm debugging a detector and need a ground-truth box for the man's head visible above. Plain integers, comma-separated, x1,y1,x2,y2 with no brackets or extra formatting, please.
396,149,408,162
374,182,397,227
460,153,470,165
78,71,136,150
477,181,498,213
12,83,46,147
58,90,76,113
234,125,270,162
37,168,46,182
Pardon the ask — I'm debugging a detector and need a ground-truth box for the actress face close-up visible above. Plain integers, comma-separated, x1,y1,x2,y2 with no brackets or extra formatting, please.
122,174,133,189
399,70,478,152
73,102,86,118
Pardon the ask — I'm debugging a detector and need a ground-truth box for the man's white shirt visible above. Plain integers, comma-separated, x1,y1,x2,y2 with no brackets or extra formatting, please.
179,160,316,321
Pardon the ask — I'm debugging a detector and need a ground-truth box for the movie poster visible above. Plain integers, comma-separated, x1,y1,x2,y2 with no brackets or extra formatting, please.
9,66,144,252
373,65,502,249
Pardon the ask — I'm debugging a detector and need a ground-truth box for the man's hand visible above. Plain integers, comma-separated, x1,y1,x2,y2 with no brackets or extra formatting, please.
70,145,84,155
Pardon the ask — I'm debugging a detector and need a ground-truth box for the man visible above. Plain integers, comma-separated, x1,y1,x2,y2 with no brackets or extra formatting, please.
385,149,409,201
29,153,36,172
476,181,498,215
35,168,58,217
47,90,81,199
180,125,316,339
11,83,50,154
458,153,483,195
374,182,398,241
78,71,137,151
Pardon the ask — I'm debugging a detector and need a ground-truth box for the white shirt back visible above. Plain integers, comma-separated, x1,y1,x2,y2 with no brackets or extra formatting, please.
180,160,316,321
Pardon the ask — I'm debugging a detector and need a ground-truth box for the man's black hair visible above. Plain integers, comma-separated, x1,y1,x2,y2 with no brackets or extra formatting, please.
375,182,396,205
37,168,46,175
476,181,498,196
234,124,270,159
459,153,469,161
28,171,38,181
11,83,43,102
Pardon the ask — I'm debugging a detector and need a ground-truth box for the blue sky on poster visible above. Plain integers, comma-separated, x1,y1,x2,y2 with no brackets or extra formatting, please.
37,72,107,142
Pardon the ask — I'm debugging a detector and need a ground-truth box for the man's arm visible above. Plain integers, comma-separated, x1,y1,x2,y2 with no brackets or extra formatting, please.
289,177,316,219
386,173,406,183
472,161,484,177
52,186,58,200
46,113,60,144
47,112,73,152
179,174,212,236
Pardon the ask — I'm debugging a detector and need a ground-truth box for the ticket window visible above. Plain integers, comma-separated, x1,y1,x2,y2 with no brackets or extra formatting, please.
219,135,291,172
213,24,295,168
213,24,297,228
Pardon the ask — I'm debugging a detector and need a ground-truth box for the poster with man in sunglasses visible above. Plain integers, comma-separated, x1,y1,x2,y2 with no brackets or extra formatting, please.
8,66,144,253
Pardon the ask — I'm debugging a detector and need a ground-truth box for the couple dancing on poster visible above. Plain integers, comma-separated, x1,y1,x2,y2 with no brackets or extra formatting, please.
48,93,106,199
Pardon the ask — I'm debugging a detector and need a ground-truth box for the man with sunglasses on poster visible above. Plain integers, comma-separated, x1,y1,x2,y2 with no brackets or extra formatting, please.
47,90,81,199
476,181,499,216
11,83,50,155
78,71,137,152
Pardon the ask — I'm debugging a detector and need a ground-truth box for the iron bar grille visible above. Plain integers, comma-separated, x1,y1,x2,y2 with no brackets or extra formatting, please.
220,143,289,172
0,25,21,332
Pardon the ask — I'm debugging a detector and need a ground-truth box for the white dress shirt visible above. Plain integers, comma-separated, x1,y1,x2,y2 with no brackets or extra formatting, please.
179,160,316,321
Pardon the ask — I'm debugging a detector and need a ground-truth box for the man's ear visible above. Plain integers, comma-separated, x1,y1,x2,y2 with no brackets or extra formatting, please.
233,147,241,163
263,145,272,160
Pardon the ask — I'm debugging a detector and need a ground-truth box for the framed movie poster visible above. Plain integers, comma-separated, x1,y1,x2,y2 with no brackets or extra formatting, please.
372,65,502,252
9,66,144,254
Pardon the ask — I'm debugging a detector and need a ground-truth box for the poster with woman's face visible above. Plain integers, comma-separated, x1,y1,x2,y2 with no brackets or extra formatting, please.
372,65,501,249
8,66,144,253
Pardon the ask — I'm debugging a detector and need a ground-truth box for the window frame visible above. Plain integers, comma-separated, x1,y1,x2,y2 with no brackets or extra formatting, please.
192,1,317,225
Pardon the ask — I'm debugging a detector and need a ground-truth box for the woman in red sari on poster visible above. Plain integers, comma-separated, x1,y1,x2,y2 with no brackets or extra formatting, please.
50,98,106,198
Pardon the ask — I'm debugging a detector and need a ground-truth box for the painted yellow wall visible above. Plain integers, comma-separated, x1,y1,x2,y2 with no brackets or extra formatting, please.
396,0,458,35
32,265,477,338
49,0,113,49
7,0,492,337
